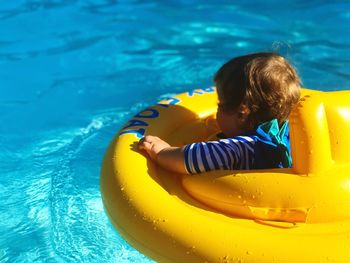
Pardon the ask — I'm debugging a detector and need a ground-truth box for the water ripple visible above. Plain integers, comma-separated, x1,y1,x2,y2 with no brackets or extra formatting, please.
0,34,110,62
0,0,76,20
44,109,152,262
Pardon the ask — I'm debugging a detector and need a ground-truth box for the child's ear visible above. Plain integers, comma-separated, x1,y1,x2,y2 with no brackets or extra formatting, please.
238,104,250,120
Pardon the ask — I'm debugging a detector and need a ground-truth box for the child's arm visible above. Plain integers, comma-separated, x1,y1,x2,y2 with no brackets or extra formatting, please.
138,135,188,174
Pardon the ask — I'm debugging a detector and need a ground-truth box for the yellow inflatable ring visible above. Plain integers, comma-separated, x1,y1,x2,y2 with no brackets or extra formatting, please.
101,88,350,262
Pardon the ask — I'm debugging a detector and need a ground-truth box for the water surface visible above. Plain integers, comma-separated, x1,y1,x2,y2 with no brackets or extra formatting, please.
0,1,350,262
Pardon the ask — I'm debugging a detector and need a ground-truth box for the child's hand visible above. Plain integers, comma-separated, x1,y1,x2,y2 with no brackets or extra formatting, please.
138,135,171,161
138,135,187,174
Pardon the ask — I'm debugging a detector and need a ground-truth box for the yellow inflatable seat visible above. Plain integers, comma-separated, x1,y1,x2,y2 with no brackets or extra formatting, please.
101,88,350,262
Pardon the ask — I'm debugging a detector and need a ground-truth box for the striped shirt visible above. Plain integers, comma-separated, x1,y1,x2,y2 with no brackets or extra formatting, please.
184,136,257,174
183,120,292,174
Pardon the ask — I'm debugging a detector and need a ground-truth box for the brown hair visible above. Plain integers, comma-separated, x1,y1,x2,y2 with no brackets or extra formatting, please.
214,52,301,130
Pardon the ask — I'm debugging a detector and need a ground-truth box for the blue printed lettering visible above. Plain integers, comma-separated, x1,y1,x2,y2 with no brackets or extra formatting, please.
187,89,204,96
158,97,181,107
135,108,159,118
187,87,216,96
123,119,149,129
119,88,214,139
119,128,145,138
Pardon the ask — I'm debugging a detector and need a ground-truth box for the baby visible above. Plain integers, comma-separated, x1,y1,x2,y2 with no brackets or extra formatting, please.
139,52,301,174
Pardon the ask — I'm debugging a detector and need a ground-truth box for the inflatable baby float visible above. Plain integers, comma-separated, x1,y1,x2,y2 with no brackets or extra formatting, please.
101,87,350,262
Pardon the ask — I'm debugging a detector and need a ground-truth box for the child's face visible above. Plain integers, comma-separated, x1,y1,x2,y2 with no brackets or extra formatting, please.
216,87,248,137
216,105,246,137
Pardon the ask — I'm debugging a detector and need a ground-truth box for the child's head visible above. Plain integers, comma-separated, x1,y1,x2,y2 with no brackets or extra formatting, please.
214,52,301,137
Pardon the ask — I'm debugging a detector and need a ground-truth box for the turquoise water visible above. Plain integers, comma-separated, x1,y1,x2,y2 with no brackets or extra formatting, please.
1,1,350,262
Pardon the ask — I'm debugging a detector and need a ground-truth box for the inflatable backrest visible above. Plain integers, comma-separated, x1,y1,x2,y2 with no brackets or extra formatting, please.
290,90,350,175
325,91,350,163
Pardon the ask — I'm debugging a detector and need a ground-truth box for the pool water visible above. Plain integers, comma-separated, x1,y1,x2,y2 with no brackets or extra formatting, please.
1,1,350,262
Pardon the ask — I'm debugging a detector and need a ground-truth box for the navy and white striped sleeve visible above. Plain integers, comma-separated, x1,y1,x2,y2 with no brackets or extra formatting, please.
183,136,256,174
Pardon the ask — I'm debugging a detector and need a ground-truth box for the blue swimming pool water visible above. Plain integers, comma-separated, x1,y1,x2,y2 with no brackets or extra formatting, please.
1,1,350,262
